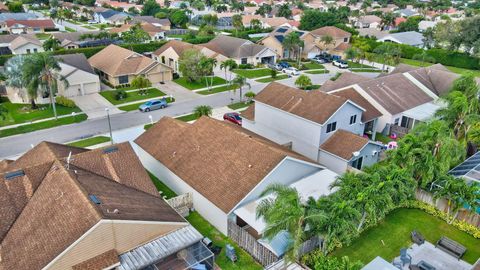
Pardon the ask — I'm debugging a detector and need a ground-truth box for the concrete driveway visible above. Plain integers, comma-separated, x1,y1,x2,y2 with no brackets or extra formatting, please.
71,93,122,119
158,81,200,102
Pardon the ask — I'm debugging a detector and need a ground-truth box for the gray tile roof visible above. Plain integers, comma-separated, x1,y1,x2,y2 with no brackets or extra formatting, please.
380,31,424,46
55,53,96,74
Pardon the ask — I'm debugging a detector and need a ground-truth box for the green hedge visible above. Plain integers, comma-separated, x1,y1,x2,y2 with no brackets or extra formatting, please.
353,37,480,70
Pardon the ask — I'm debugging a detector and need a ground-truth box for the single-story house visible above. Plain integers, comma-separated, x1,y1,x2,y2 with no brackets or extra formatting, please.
353,15,382,29
88,44,173,86
52,31,115,49
258,26,322,59
110,22,165,41
93,9,130,24
418,20,438,32
129,16,171,30
3,34,44,54
378,31,425,47
202,35,277,65
241,82,383,172
3,19,56,34
6,53,101,103
320,64,460,136
0,141,213,270
395,8,420,17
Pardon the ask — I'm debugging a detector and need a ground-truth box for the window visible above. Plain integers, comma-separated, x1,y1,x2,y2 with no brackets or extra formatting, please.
343,37,348,42
326,122,337,133
161,56,165,64
33,48,37,53
351,156,363,170
118,75,128,84
26,49,31,54
349,115,357,125
394,118,400,126
241,58,247,64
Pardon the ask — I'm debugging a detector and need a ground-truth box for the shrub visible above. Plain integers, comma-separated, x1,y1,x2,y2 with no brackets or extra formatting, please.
238,63,254,69
114,90,128,100
172,73,180,80
55,96,76,108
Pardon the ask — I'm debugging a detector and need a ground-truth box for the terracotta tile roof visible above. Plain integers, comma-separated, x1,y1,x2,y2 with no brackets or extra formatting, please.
88,44,159,76
310,26,351,38
319,72,370,92
331,88,382,122
254,82,348,125
73,249,119,270
135,116,313,213
5,19,55,28
0,141,185,270
320,130,369,160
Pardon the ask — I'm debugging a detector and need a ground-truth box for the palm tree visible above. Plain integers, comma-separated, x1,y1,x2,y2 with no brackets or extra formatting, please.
320,35,334,52
256,184,326,261
232,75,251,102
130,75,152,95
220,59,236,83
4,55,38,108
295,74,312,90
22,53,68,119
373,43,401,72
193,105,212,117
434,175,478,223
199,58,217,91
43,38,61,51
283,32,304,62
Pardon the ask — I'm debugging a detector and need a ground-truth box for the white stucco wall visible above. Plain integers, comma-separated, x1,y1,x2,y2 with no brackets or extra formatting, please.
59,67,101,97
318,151,348,174
319,102,365,145
133,143,230,235
11,43,44,55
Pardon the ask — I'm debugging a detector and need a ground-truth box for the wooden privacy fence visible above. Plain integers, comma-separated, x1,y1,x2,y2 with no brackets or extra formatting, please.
228,220,278,266
415,189,480,227
166,193,193,217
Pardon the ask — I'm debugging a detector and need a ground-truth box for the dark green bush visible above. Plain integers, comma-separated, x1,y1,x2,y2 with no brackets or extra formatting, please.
114,90,128,100
56,96,76,108
238,63,254,69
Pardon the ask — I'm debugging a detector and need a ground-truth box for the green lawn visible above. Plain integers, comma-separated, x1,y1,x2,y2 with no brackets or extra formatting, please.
65,26,76,32
375,132,391,144
67,136,111,148
228,101,252,110
305,70,330,74
233,68,272,78
347,61,376,69
197,84,237,95
176,113,198,122
255,74,289,83
303,62,325,70
90,23,109,29
352,68,383,73
174,77,227,90
35,33,52,40
0,114,88,138
66,19,81,25
100,88,166,105
187,211,263,270
148,171,177,199
82,25,96,30
0,100,81,127
118,97,174,112
331,208,480,264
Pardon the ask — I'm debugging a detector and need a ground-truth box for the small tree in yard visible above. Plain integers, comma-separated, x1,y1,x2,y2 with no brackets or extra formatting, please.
232,75,251,102
295,74,312,90
179,49,207,83
271,68,277,79
131,75,152,95
244,91,256,103
194,105,212,118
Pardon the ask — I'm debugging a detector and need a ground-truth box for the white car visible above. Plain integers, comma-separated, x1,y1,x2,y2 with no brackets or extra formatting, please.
282,67,300,76
333,60,349,69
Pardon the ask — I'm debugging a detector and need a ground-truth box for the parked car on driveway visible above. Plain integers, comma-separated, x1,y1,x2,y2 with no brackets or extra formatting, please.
313,57,327,64
278,61,290,69
223,112,242,125
139,98,168,112
333,60,349,69
282,67,300,76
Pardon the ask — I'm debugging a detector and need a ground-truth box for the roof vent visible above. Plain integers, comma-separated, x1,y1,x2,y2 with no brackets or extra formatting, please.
4,170,25,180
107,208,119,214
88,194,102,205
103,146,118,154
248,164,252,168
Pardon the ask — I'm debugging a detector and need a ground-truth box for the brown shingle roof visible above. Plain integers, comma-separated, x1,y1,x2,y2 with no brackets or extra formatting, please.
319,72,370,92
320,130,369,160
0,142,185,270
153,39,198,56
202,35,267,58
406,64,459,96
6,19,55,28
135,116,313,213
88,44,159,76
73,249,119,270
311,26,351,38
331,88,382,122
9,35,42,50
254,82,349,125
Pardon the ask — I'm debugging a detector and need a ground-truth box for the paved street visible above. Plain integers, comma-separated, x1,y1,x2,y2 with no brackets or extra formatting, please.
0,66,382,159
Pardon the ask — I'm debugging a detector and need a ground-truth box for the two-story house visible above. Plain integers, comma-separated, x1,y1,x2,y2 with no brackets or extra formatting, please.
258,26,322,59
241,82,384,173
310,26,352,57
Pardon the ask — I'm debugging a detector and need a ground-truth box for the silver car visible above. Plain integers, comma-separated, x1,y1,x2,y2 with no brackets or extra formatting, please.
139,98,168,112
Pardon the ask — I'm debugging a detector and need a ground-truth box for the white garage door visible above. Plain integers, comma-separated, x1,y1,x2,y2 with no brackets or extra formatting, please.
307,52,318,59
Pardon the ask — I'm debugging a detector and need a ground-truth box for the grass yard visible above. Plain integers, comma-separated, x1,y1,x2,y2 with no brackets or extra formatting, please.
0,100,81,127
118,97,174,112
65,26,76,32
352,68,383,73
174,77,227,90
331,208,480,264
255,74,289,83
176,113,198,122
35,33,52,40
148,171,177,199
66,20,81,25
233,68,272,78
305,70,330,74
100,88,166,105
228,101,252,110
347,61,376,69
303,62,325,70
197,84,237,95
0,114,88,138
67,136,111,148
187,211,263,270
375,132,392,144
82,25,96,30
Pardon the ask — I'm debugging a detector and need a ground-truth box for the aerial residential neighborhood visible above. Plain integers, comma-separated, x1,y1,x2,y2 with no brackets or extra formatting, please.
0,0,479,269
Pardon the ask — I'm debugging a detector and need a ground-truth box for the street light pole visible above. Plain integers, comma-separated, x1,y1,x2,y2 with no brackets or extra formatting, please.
105,108,113,145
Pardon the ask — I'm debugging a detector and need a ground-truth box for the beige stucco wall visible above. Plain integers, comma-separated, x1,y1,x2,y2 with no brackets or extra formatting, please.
46,220,187,270
58,69,101,97
259,36,283,58
11,43,44,55
155,47,180,72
